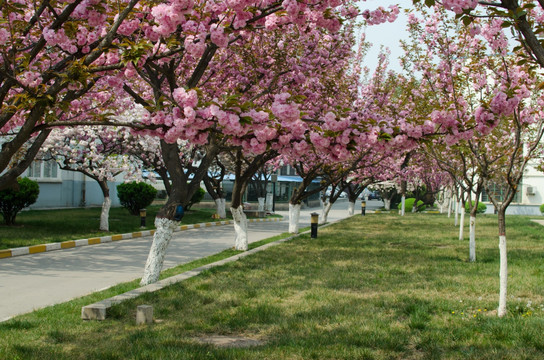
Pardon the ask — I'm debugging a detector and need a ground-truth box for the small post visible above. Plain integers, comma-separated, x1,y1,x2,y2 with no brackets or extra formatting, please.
361,200,366,216
136,305,153,325
140,209,146,228
310,212,319,238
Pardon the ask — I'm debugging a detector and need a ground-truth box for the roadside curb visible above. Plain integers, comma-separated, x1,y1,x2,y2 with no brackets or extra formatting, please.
81,218,341,320
0,217,283,260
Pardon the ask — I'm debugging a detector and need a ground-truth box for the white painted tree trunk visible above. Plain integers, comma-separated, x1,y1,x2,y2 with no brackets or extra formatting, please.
469,215,476,262
384,198,391,211
231,206,248,251
140,218,179,285
320,202,332,224
265,193,273,211
215,198,227,218
400,196,406,216
348,201,355,216
454,199,459,226
99,196,111,231
289,203,301,234
257,197,265,211
498,235,508,317
447,196,453,218
459,208,465,241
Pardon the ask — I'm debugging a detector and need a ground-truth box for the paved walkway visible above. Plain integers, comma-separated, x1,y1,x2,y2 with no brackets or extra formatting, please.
0,199,381,321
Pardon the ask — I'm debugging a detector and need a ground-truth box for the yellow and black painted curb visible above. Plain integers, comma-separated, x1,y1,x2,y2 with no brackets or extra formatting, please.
0,217,283,260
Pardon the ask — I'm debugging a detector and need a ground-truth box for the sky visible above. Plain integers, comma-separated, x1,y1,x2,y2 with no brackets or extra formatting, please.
359,0,411,73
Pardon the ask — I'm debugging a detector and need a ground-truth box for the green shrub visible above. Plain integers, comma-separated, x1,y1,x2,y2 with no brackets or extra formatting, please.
465,201,487,214
185,187,205,211
0,177,40,225
117,182,157,216
397,198,426,212
540,204,544,215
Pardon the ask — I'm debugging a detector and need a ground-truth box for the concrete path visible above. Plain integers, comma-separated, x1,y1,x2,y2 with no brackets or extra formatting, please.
0,199,382,321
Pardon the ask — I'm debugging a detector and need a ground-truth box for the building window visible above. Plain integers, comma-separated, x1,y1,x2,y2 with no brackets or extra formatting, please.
28,160,59,179
280,165,290,176
481,182,521,203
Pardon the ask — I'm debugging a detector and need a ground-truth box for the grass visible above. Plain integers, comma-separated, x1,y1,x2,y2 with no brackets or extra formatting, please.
1,213,544,359
0,205,280,250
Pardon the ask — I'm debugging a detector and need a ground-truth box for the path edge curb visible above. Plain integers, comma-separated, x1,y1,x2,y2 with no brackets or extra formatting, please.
1,217,283,260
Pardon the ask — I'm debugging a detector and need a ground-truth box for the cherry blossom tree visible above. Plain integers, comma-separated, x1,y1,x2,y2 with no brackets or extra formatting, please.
225,149,278,250
118,1,400,285
406,3,544,317
0,0,141,190
42,126,143,231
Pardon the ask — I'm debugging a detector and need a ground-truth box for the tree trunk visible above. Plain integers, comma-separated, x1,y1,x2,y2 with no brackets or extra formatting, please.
97,180,111,232
348,201,355,216
469,215,476,262
289,203,301,234
459,202,465,241
257,197,265,211
454,198,459,226
497,210,508,317
265,193,273,212
100,196,111,231
140,218,179,285
384,198,391,211
320,201,332,224
140,139,217,285
447,196,453,218
400,195,406,216
231,205,248,251
215,198,227,219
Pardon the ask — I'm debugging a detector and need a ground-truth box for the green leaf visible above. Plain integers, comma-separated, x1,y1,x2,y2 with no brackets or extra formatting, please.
462,16,473,26
239,116,253,125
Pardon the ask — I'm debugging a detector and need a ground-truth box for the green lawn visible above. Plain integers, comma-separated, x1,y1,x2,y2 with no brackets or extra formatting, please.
0,206,240,250
1,213,544,359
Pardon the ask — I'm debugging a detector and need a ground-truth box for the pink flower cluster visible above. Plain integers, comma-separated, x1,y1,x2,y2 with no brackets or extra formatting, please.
210,24,229,48
151,0,194,36
117,19,141,36
362,5,399,26
474,107,497,136
441,0,478,14
271,93,300,122
490,92,520,117
0,28,9,46
172,87,198,108
43,28,78,54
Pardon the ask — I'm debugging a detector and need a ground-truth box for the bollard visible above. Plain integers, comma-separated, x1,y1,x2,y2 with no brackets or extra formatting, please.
136,305,153,325
311,212,319,238
361,201,366,216
140,209,147,228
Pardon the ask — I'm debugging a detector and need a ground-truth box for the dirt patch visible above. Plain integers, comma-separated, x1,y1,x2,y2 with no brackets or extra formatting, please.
428,243,452,248
193,335,267,348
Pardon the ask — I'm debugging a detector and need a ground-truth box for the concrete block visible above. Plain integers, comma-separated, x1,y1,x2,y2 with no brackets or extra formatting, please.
136,305,153,325
45,243,61,251
75,239,89,247
81,304,108,320
11,247,29,257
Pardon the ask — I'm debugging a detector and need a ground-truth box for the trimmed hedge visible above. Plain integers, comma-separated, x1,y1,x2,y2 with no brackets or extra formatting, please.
0,177,40,225
397,198,426,212
186,187,205,211
465,201,487,214
117,182,157,216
